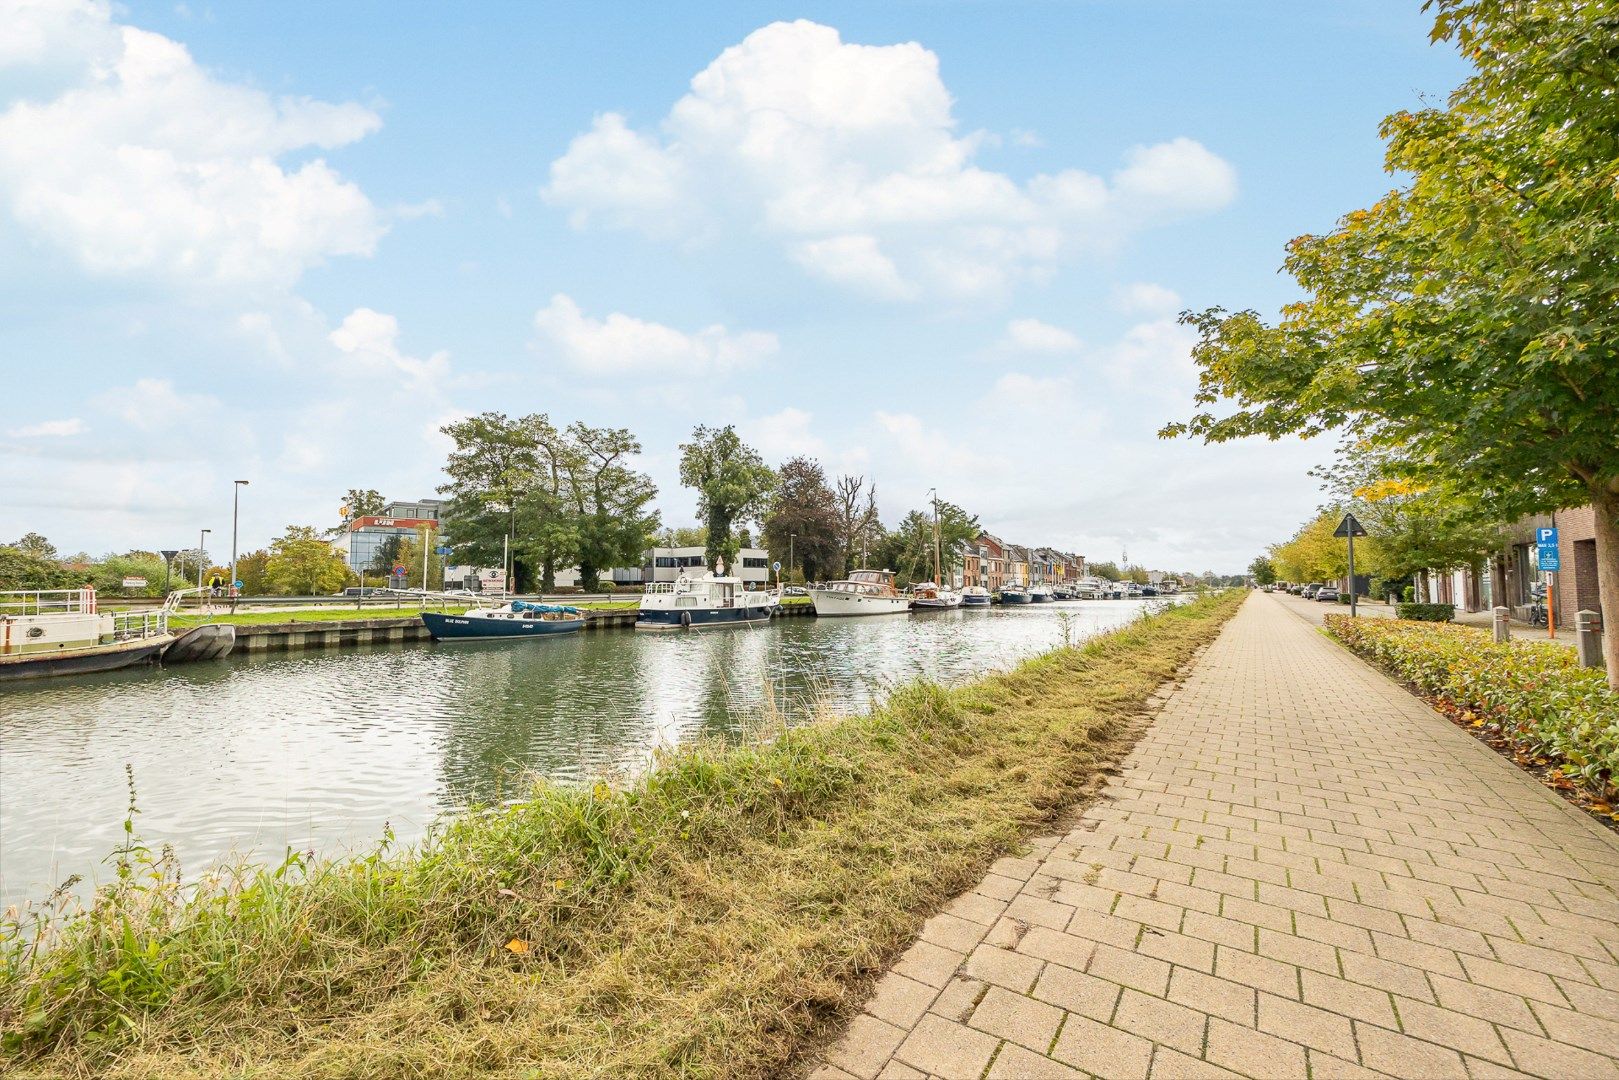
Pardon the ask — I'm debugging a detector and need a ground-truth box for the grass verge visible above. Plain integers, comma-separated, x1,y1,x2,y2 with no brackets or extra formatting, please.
2,592,1242,1079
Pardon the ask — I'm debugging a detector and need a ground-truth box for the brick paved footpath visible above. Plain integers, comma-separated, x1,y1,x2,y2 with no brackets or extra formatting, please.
810,592,1619,1079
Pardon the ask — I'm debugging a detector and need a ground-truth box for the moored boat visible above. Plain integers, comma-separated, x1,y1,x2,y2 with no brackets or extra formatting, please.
910,581,963,609
637,571,776,630
809,569,912,616
961,585,992,607
0,588,174,682
999,585,1032,605
1029,583,1055,603
421,600,584,640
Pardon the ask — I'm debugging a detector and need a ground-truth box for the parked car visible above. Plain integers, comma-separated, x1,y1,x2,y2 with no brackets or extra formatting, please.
782,585,808,597
338,587,389,597
1316,587,1339,602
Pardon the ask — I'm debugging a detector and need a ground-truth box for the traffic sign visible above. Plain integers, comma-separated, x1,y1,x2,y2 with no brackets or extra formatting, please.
1536,527,1558,545
436,546,450,556
233,579,243,589
393,563,407,577
1539,547,1561,572
772,560,781,571
1333,513,1367,538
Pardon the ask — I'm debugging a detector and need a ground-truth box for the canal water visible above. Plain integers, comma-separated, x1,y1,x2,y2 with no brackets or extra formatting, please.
0,599,1170,908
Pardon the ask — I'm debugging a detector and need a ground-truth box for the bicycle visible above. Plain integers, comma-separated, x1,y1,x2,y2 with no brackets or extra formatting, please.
1527,601,1547,627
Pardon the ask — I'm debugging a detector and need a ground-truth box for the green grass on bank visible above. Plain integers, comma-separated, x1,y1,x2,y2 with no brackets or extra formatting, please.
1,591,1243,1079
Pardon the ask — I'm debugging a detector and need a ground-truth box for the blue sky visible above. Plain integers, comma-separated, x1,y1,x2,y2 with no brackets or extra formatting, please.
0,1,1468,571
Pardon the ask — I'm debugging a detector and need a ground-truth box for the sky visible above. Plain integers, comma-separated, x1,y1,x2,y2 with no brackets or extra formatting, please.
0,0,1470,573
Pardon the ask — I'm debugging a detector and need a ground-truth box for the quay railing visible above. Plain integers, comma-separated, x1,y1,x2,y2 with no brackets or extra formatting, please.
0,588,96,615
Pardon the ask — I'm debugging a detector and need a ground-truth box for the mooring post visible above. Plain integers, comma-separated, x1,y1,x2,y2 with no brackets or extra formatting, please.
1576,609,1605,669
1492,606,1511,644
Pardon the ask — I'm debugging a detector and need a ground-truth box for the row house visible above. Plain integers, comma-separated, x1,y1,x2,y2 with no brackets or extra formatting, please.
957,542,982,591
975,534,1008,591
1005,544,1032,587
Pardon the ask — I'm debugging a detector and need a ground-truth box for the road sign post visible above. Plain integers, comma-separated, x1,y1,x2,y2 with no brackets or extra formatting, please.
1536,527,1559,638
1334,513,1368,618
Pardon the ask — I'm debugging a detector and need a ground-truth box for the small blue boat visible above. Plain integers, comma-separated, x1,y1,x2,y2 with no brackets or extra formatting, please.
999,586,1032,605
421,601,584,641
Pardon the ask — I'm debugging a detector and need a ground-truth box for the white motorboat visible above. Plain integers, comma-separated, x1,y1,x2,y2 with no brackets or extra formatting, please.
1028,583,1055,603
910,581,963,609
1077,577,1104,600
961,585,992,607
809,569,912,616
637,570,777,630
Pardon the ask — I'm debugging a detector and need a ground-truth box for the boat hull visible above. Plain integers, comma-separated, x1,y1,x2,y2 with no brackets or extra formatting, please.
635,605,774,630
999,591,1032,605
420,611,584,640
960,594,992,607
0,635,172,682
808,590,912,616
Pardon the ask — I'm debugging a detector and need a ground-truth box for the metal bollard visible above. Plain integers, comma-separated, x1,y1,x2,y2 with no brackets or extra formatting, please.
1492,606,1511,643
1576,609,1605,669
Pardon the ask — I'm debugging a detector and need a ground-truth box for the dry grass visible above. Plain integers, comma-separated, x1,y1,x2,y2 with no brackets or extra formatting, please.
1,592,1242,1079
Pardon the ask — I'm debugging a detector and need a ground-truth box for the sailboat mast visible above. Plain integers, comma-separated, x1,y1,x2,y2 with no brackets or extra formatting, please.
931,488,942,585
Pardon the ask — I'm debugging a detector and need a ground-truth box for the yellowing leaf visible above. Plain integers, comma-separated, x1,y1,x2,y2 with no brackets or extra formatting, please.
505,938,530,955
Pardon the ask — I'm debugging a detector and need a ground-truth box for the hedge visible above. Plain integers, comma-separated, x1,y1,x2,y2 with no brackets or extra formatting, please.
1396,602,1455,622
1325,615,1619,800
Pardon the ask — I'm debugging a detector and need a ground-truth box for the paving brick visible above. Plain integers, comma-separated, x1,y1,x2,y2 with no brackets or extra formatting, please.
893,1013,1000,1078
874,1062,926,1080
893,939,966,989
1256,992,1357,1059
825,1014,908,1079
1393,996,1514,1064
1166,965,1257,1026
919,911,990,954
1032,962,1121,1022
1088,941,1172,997
1204,1017,1308,1077
1136,927,1216,973
964,943,1044,994
1111,988,1208,1055
1050,1013,1154,1080
969,985,1064,1052
1355,1022,1469,1079
929,975,987,1022
985,1043,1086,1079
1215,944,1300,999
864,972,939,1029
1498,1025,1619,1078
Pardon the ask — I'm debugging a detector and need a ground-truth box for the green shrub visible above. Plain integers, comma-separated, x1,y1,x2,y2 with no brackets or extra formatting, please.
1325,615,1619,800
1397,603,1455,622
1402,585,1416,602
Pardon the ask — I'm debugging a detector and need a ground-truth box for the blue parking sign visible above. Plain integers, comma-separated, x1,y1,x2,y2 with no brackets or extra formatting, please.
1536,527,1558,545
1540,547,1561,571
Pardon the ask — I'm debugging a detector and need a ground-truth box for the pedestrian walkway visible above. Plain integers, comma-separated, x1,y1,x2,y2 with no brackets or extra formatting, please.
811,593,1619,1079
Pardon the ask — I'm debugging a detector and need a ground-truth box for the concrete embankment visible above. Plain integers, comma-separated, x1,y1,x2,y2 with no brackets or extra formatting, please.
218,603,814,655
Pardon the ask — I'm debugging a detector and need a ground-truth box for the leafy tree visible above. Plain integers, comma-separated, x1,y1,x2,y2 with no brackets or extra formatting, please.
367,534,406,578
170,547,211,586
562,422,660,591
235,550,271,595
761,456,840,583
265,526,350,595
1248,556,1277,585
342,488,385,521
90,552,169,596
8,532,57,559
1087,559,1122,582
439,412,551,593
832,474,881,574
0,545,70,589
875,499,980,586
1163,0,1619,683
678,425,776,574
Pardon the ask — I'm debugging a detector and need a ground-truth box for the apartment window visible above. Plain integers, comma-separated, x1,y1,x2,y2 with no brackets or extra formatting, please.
742,557,767,568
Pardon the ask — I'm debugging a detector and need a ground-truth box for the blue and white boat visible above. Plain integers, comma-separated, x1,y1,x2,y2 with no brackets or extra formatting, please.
1029,583,1055,603
999,585,1032,605
636,572,777,630
421,601,584,640
961,585,992,607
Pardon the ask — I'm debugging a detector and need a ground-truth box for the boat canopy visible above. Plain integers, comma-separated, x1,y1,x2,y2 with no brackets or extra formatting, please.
510,601,582,615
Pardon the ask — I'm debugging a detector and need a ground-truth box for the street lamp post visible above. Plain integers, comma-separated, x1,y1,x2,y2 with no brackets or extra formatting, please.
230,480,249,613
197,528,211,589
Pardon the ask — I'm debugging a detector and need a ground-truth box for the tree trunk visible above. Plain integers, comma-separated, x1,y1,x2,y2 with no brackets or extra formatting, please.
1589,483,1619,691
580,561,599,592
541,555,556,594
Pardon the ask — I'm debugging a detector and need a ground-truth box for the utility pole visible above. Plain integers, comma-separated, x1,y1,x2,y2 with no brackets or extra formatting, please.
197,528,211,589
789,533,796,583
230,479,249,613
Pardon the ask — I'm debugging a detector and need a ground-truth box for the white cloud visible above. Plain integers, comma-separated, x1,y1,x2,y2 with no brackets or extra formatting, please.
1112,282,1182,316
94,377,218,432
791,234,917,299
7,417,84,437
0,0,384,291
543,20,1236,300
329,308,450,388
1003,317,1080,353
740,406,825,461
531,293,778,377
1010,128,1044,148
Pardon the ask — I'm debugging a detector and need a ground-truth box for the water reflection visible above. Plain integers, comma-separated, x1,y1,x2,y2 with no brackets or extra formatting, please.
0,599,1169,907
